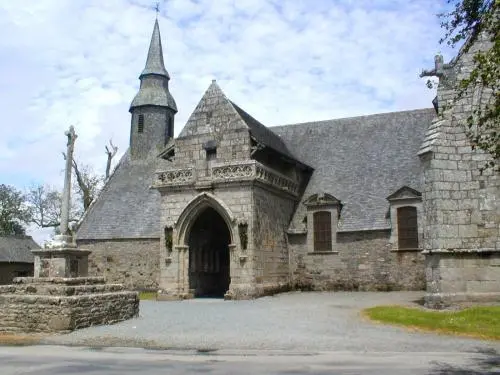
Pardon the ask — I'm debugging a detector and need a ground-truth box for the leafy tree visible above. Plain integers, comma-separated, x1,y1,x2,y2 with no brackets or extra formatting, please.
0,184,31,236
438,0,499,169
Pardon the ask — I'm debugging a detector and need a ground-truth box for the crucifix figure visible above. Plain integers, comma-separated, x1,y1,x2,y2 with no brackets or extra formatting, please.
60,126,78,237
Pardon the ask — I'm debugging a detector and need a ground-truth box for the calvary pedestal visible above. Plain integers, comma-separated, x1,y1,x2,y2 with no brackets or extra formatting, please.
0,127,139,333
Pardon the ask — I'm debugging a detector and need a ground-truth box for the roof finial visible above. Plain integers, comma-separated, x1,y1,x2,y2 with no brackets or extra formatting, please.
155,1,160,18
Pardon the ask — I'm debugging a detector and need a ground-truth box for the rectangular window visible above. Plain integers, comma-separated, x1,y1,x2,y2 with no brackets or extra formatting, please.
206,148,217,161
166,117,174,138
397,206,419,249
138,114,144,133
313,211,332,251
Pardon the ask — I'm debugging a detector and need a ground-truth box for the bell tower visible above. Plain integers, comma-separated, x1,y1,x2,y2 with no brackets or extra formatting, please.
129,19,177,160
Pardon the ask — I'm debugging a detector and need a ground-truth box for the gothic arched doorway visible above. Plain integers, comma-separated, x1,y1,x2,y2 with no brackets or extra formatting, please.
187,207,231,298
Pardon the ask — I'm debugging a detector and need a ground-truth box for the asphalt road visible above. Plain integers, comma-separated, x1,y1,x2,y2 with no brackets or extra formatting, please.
1,345,499,375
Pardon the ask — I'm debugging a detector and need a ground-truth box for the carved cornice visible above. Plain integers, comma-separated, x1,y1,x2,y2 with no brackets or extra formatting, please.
212,161,299,196
154,161,299,196
153,168,194,187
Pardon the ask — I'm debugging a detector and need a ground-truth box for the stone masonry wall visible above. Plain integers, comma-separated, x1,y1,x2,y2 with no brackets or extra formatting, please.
421,33,499,254
289,230,425,291
158,186,255,297
425,252,500,308
421,31,499,306
253,185,296,292
78,239,160,290
130,106,173,160
0,277,139,333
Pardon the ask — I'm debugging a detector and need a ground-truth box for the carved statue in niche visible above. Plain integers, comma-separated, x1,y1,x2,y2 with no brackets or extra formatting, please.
238,222,248,250
164,226,173,252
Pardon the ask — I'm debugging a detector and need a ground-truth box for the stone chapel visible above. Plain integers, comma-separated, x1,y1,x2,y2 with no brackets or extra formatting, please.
77,19,499,305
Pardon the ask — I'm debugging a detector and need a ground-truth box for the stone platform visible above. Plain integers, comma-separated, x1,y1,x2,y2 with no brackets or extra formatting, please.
424,250,500,309
0,276,139,333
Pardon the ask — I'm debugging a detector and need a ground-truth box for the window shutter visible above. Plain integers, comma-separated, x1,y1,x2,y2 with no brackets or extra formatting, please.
397,206,418,249
313,211,332,251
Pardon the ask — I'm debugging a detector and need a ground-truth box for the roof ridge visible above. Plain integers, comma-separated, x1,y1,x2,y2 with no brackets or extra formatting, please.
272,108,435,129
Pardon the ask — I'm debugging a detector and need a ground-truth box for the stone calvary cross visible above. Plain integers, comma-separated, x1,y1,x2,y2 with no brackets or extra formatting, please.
34,125,91,278
60,125,77,237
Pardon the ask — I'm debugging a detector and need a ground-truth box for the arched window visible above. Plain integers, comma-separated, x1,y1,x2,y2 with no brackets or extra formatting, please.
397,206,418,249
313,211,332,251
138,114,144,133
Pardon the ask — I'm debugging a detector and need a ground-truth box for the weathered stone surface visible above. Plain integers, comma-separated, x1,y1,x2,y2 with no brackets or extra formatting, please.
289,230,425,291
81,239,160,290
420,31,499,307
0,277,139,333
424,251,500,308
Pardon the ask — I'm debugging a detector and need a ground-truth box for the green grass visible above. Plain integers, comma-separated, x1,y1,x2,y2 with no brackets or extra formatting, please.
363,305,500,340
139,291,157,300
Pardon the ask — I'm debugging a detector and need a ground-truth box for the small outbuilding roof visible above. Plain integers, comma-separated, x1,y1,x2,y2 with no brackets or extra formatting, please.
0,235,38,263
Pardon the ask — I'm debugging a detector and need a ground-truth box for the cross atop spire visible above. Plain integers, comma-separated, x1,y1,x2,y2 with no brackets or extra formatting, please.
140,18,169,79
155,1,160,18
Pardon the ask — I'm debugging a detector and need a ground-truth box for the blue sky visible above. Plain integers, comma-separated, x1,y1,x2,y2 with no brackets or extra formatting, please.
0,0,454,241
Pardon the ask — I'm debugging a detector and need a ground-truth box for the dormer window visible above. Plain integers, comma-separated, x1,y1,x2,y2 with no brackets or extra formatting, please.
397,206,418,249
138,114,144,133
386,186,422,251
303,193,342,253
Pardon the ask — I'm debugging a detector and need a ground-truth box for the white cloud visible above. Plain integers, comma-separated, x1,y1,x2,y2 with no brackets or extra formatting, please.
0,0,455,243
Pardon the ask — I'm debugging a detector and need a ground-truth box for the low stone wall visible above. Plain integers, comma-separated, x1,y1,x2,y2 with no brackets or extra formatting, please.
425,250,500,309
0,277,139,333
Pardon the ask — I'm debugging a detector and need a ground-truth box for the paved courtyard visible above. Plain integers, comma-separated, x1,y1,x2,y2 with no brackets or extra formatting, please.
42,291,499,353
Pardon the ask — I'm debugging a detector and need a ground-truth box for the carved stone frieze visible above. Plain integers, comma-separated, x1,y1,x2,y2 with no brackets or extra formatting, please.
154,168,194,187
255,164,299,195
212,161,299,195
212,164,254,179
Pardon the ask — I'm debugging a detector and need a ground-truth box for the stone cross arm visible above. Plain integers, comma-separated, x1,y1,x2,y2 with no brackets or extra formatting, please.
65,125,78,147
420,54,451,78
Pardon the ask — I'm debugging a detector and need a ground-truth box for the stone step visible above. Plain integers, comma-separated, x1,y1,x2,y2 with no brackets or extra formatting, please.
0,283,127,296
12,276,106,285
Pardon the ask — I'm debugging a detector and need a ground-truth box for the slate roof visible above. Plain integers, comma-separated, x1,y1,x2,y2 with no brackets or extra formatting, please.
230,101,299,162
272,108,435,232
77,151,161,240
0,236,38,263
78,108,435,239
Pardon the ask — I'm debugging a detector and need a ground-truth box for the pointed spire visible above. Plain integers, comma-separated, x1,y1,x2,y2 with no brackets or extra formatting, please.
130,18,177,112
140,19,169,79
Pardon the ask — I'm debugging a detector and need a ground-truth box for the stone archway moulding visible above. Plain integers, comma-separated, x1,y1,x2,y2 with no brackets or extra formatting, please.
175,192,236,246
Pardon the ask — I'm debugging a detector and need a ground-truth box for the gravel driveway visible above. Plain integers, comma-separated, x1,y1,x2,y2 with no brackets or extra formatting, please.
43,291,500,353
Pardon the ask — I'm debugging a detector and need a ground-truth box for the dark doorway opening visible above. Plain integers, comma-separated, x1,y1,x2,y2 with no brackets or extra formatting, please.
188,207,230,298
